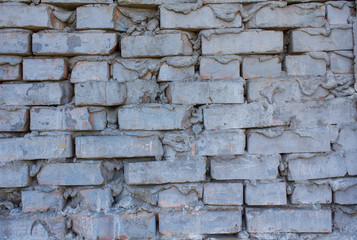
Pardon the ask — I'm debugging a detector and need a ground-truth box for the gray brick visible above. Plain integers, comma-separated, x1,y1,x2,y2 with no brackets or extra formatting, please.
0,108,29,132
0,82,72,106
245,181,287,205
23,58,67,81
124,80,158,104
0,4,64,30
247,128,337,154
118,0,197,5
292,184,332,204
330,51,354,74
74,81,126,106
76,135,163,159
242,56,281,79
30,107,106,131
0,135,73,162
345,151,357,176
289,28,353,53
159,211,242,235
32,32,117,56
247,3,325,29
0,29,31,55
334,184,357,205
0,215,65,240
158,187,199,208
42,0,113,4
288,153,347,180
160,5,242,30
194,130,245,156
21,189,63,212
202,30,283,55
211,154,280,180
285,54,327,76
0,64,21,80
335,123,357,152
327,2,354,25
158,62,195,82
200,57,240,80
203,0,265,2
0,165,29,188
78,188,112,212
334,206,357,232
118,104,190,130
203,182,243,205
169,80,244,104
125,158,206,185
246,208,332,233
77,5,115,29
70,61,109,83
72,213,156,239
203,103,289,130
121,33,193,58
37,163,104,186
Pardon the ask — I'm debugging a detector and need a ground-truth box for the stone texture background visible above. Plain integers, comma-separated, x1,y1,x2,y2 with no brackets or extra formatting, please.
0,0,356,239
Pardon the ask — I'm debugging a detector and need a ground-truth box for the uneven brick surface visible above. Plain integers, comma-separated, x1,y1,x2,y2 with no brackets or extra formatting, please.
0,0,356,239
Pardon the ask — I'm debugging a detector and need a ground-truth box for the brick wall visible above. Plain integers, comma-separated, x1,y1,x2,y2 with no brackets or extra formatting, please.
0,0,356,239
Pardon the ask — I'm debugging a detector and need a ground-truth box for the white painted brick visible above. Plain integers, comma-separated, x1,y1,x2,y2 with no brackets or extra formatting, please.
23,58,67,81
169,80,244,104
71,61,109,83
327,2,354,25
202,30,283,55
330,51,354,74
160,5,242,30
211,154,280,180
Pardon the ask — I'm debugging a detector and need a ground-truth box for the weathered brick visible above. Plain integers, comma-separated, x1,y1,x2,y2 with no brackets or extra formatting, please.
0,215,66,239
23,58,67,81
203,0,264,2
0,135,73,162
0,29,31,55
203,103,289,130
158,63,195,82
0,64,21,80
211,154,280,180
78,188,112,211
114,7,156,32
160,5,242,30
246,208,332,233
118,0,198,5
194,130,245,156
72,213,156,239
200,57,240,80
125,158,206,185
30,107,106,131
118,104,190,130
242,56,281,79
247,3,325,29
0,82,72,106
245,181,287,206
0,107,29,132
42,0,113,4
75,81,126,106
159,211,242,235
112,58,160,82
288,153,347,180
70,61,109,83
334,206,357,232
0,164,29,188
0,3,64,30
247,128,337,154
32,32,118,56
202,30,283,55
345,151,357,176
21,190,63,212
203,182,243,205
124,80,158,104
76,135,163,158
289,28,353,53
330,51,354,74
285,54,327,76
335,123,357,152
292,184,332,204
334,184,357,205
77,5,115,29
158,187,199,208
121,33,193,58
327,2,354,25
37,163,104,186
247,76,331,103
168,80,244,104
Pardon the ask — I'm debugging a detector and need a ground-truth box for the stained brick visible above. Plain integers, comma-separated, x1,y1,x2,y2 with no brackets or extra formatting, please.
23,58,67,81
71,61,109,83
200,57,240,80
245,181,287,205
21,189,63,212
0,107,29,132
203,182,243,205
0,29,31,55
0,64,21,80
0,164,29,188
78,188,112,212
